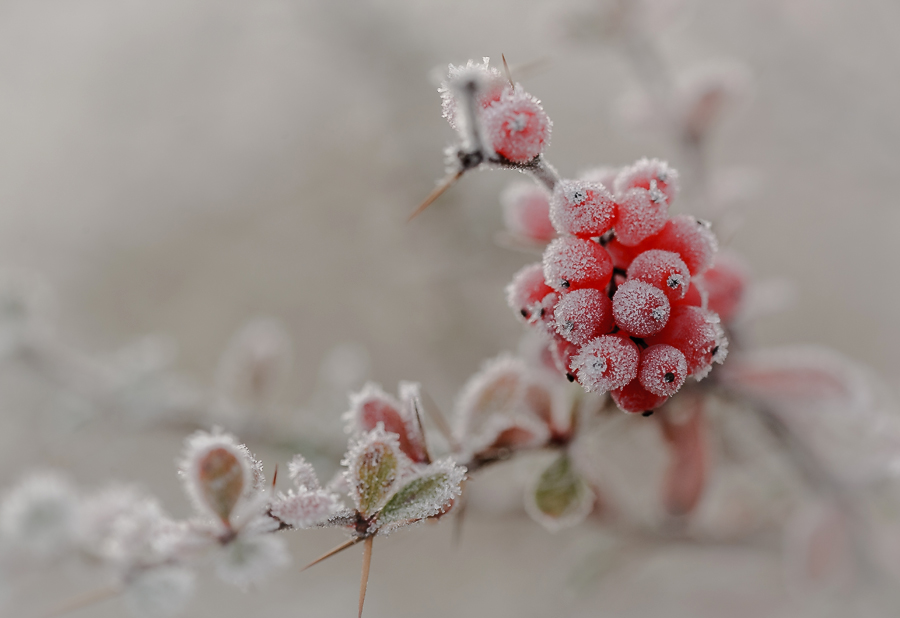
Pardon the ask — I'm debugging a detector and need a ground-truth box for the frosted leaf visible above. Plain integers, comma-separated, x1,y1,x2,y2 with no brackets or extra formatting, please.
342,426,411,517
464,413,551,460
0,471,78,556
286,454,320,490
525,454,594,533
178,429,258,526
500,182,556,244
344,382,428,463
439,58,506,131
123,566,195,618
397,381,430,463
214,533,290,589
270,488,340,529
377,459,466,534
571,335,640,393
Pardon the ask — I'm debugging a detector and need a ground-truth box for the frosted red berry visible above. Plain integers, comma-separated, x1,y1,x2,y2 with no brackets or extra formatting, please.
626,249,691,302
612,279,671,338
543,237,613,293
549,179,617,238
674,276,707,309
613,158,679,205
506,263,554,323
548,334,579,379
570,335,640,393
553,288,614,346
614,187,669,246
701,252,748,323
483,88,551,163
648,305,727,379
649,215,718,275
611,378,668,414
500,182,556,243
638,344,688,397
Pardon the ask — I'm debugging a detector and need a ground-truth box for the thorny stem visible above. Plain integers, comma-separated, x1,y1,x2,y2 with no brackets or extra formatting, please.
359,536,374,618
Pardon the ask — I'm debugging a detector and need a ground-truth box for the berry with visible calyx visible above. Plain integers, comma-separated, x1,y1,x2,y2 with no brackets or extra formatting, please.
614,158,680,205
554,288,614,346
649,215,718,275
612,280,671,337
611,378,668,414
614,187,668,246
507,263,554,323
549,179,617,238
626,250,691,302
483,88,551,163
701,252,748,324
638,344,688,397
648,305,727,379
543,237,613,293
570,335,640,393
500,182,556,244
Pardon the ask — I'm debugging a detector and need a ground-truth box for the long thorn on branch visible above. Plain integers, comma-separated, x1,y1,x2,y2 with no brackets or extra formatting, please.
359,536,374,618
301,536,364,572
407,169,464,221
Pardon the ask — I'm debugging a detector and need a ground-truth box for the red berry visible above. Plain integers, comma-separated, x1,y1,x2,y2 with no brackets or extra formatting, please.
611,378,668,414
547,334,579,379
674,276,707,309
549,179,617,238
612,280,671,337
570,335,640,393
626,249,691,302
542,237,613,293
506,263,554,323
701,252,748,324
603,236,642,270
648,305,727,379
648,215,718,275
614,187,668,246
638,344,688,396
613,158,679,205
500,182,556,243
483,89,551,163
554,288,614,345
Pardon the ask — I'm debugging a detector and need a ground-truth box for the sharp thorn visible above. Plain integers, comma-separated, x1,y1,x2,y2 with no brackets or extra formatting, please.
301,536,363,572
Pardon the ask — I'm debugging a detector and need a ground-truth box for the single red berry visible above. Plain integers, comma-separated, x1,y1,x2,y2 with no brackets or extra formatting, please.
613,158,679,205
648,305,727,379
543,236,613,293
701,252,748,324
500,182,556,244
626,249,691,302
554,288,614,346
638,344,688,397
549,179,617,238
570,334,640,393
483,88,551,163
614,187,669,246
612,279,671,337
611,378,668,414
647,215,718,276
603,236,642,270
674,276,708,309
506,263,554,323
547,334,580,380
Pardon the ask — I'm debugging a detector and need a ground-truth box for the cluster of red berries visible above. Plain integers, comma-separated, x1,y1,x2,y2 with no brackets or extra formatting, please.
506,159,728,415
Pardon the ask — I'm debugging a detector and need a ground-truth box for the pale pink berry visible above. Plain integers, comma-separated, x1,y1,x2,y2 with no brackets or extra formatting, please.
542,237,613,293
483,88,551,163
638,344,688,396
612,280,671,337
507,263,554,323
626,249,691,302
549,179,617,238
614,187,668,246
648,305,727,379
701,252,748,323
570,335,640,393
500,182,556,243
611,378,668,415
553,288,614,346
613,158,679,205
649,215,718,275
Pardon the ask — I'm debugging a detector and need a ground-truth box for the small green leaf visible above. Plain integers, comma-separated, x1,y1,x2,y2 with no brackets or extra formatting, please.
526,454,593,532
378,460,465,529
352,441,399,517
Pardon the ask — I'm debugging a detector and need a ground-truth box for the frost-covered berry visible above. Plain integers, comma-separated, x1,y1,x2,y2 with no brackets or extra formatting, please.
543,237,613,293
603,236,641,270
554,288,614,346
506,263,554,323
548,334,579,379
649,215,718,275
649,305,727,379
626,249,691,302
614,158,680,205
614,187,668,246
612,280,671,338
570,335,640,393
500,182,556,243
701,252,748,323
674,276,707,308
549,179,616,238
611,378,668,414
638,344,688,396
483,88,551,163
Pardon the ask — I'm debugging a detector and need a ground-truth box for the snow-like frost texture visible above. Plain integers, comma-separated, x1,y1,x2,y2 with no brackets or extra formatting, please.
614,187,668,246
638,344,688,397
270,454,340,529
344,382,427,463
554,288,613,346
613,158,680,205
123,566,196,618
571,335,640,393
439,58,506,131
377,459,466,534
549,179,616,238
612,280,671,337
506,263,554,324
214,533,290,588
342,426,411,517
542,236,613,293
287,454,320,490
627,249,691,302
650,305,727,380
0,471,78,556
500,182,556,243
482,87,551,163
651,215,718,276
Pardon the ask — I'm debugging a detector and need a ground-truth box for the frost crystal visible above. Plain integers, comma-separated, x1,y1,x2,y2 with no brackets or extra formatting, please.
270,455,340,529
342,426,411,517
0,471,78,556
123,566,196,618
344,382,428,463
377,459,466,534
439,58,505,131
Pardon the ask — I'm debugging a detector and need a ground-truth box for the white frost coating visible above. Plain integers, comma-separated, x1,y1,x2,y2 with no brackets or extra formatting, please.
613,187,668,246
341,425,414,516
692,312,728,381
377,458,466,535
613,158,680,204
612,280,671,337
270,454,340,529
0,471,79,556
286,454,320,490
344,382,428,463
549,179,616,238
213,533,290,589
439,58,505,130
177,429,259,523
571,336,640,393
123,566,196,618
